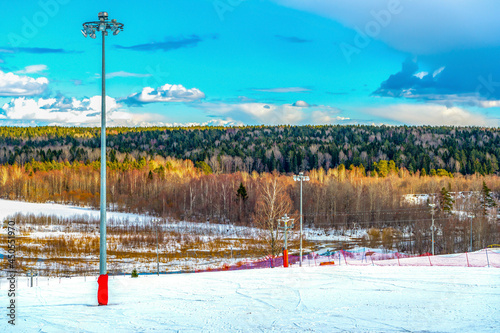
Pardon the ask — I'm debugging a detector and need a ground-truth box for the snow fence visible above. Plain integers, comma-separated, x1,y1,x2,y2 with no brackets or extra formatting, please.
194,248,500,273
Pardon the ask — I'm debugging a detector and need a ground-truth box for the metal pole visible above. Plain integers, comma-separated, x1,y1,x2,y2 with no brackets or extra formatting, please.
156,221,159,275
300,176,303,267
284,219,288,250
431,207,435,255
99,30,107,276
470,216,473,252
428,203,435,256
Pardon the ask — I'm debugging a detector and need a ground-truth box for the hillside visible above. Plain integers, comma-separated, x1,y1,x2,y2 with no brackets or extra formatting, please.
1,265,498,332
1,125,499,175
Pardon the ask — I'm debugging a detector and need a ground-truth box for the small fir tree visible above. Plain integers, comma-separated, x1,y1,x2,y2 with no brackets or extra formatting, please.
439,187,454,215
481,181,497,216
236,182,248,201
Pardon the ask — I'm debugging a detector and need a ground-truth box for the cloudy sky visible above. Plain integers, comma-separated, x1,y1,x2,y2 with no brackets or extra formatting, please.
0,0,499,127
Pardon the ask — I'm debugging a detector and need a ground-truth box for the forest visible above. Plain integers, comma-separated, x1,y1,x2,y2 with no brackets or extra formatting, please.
0,125,499,255
1,125,499,175
1,156,498,255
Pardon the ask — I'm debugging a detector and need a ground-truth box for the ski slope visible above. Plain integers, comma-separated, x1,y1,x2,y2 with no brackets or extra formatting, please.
1,265,498,332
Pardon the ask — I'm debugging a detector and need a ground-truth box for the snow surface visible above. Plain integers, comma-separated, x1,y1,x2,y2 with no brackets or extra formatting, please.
1,265,499,332
0,199,353,242
0,199,150,224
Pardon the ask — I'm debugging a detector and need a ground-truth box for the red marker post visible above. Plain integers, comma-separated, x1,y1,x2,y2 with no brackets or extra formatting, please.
97,274,108,306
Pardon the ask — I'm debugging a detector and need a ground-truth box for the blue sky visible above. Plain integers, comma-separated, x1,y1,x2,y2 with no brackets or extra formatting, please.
0,0,499,127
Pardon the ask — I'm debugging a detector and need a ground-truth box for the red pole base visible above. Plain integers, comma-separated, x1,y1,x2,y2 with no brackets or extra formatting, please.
283,249,289,268
97,274,108,305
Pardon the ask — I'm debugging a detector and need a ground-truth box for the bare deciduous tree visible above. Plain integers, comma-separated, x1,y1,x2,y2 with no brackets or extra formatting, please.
254,174,292,256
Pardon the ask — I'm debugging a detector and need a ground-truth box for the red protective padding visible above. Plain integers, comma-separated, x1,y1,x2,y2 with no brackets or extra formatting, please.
283,249,289,268
97,274,108,306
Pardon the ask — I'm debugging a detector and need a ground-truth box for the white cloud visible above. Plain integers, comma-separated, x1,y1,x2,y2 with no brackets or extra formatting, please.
158,119,245,127
15,64,47,74
124,84,205,105
364,104,497,127
1,96,167,126
311,111,350,124
197,101,346,125
106,71,153,79
293,100,310,107
0,70,48,96
478,100,500,108
413,72,428,79
432,66,445,78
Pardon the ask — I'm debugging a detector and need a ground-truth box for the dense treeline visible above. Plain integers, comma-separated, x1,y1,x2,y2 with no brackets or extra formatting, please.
1,125,499,175
1,157,498,254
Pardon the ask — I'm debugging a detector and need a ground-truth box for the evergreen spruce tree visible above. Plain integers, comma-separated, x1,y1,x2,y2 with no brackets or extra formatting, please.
439,187,454,215
236,182,248,201
481,181,497,216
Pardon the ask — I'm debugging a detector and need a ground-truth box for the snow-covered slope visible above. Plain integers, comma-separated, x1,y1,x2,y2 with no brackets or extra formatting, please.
1,265,498,332
0,199,149,223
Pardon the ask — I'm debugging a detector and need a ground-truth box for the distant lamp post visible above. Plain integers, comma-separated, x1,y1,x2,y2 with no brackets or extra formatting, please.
429,203,436,255
468,214,474,252
155,219,160,276
82,12,124,306
293,172,309,267
278,214,294,268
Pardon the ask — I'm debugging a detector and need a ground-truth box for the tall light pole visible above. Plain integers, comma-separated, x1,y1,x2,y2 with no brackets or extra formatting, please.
82,12,123,306
293,172,309,267
429,203,436,255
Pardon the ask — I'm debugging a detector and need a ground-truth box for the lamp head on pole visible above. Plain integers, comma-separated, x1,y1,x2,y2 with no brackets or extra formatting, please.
82,12,124,39
98,12,108,21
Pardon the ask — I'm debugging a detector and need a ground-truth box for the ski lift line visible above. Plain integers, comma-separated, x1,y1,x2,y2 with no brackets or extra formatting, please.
301,207,431,214
303,210,430,216
321,217,450,226
402,191,478,196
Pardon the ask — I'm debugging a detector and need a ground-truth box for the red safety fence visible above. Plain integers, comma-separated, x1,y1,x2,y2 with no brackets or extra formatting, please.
195,248,500,273
336,249,500,268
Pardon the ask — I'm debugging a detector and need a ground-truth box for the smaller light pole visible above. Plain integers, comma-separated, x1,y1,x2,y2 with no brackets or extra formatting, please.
469,214,473,252
278,214,294,268
429,203,436,255
293,172,309,267
155,219,160,275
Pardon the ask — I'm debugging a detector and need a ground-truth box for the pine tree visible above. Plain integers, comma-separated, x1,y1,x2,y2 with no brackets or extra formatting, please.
481,181,496,216
236,182,248,201
439,187,454,215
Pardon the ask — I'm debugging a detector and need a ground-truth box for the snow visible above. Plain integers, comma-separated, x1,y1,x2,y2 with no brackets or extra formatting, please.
1,265,498,332
0,199,360,242
1,199,499,331
0,199,150,224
